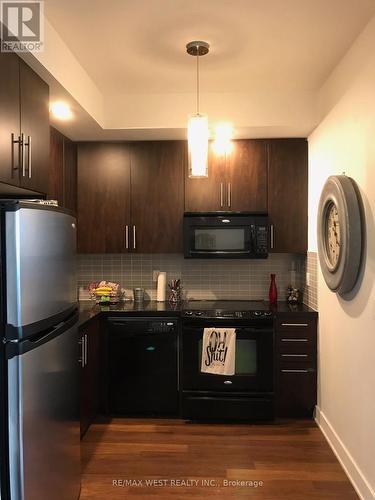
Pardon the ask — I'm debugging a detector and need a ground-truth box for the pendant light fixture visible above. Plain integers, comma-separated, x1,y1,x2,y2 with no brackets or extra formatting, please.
186,40,210,178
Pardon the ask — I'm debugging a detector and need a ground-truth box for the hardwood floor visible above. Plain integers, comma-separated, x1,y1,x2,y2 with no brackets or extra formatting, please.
80,418,358,499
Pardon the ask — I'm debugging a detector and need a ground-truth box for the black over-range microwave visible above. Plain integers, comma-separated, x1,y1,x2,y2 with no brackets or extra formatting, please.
183,212,269,259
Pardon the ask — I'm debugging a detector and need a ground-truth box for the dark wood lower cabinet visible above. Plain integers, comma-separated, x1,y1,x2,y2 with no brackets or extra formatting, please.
275,314,318,417
80,320,104,438
79,312,317,430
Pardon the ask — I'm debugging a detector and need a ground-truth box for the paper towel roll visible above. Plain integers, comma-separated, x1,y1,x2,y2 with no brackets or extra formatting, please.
156,272,166,302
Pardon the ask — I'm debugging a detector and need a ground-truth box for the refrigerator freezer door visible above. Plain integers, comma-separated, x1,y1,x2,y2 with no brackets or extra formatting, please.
6,207,77,338
7,321,80,500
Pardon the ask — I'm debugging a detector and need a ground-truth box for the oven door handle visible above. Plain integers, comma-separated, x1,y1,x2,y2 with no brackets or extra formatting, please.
183,327,273,334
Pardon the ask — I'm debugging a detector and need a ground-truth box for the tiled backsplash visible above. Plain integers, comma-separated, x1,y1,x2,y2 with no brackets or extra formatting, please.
303,252,318,311
78,253,306,302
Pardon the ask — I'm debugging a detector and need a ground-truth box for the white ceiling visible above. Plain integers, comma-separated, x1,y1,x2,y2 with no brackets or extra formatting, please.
40,0,375,139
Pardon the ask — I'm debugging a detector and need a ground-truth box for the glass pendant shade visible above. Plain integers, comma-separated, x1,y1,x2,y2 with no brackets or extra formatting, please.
188,114,209,178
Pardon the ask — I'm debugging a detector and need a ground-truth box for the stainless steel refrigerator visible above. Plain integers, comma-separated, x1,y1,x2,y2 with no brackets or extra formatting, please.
0,200,80,500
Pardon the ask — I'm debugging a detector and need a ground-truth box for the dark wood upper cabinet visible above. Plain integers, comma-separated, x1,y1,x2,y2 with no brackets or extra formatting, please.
227,140,268,212
0,51,20,186
49,127,64,205
130,141,185,253
49,127,77,212
76,139,308,254
77,143,131,253
185,139,268,212
64,138,78,213
268,139,308,253
185,145,226,212
0,53,50,194
19,60,50,194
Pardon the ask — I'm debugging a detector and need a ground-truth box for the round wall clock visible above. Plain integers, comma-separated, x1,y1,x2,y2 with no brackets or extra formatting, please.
317,175,364,296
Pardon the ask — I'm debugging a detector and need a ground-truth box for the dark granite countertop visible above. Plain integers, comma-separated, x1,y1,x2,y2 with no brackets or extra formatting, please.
78,300,317,328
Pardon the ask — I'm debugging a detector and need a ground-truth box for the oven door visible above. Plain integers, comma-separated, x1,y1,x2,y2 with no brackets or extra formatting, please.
182,322,274,392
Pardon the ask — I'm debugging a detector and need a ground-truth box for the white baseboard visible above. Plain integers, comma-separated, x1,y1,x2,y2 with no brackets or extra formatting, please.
315,406,375,500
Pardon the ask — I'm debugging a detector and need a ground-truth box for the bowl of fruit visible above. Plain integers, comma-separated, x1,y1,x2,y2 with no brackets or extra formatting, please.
88,281,124,305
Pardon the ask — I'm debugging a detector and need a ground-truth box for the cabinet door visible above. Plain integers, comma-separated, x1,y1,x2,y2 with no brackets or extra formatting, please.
19,60,50,194
226,140,267,212
49,127,64,205
77,143,131,253
80,320,102,437
185,145,226,212
275,314,317,417
63,138,77,213
49,127,77,212
0,51,20,186
268,139,308,253
130,141,185,252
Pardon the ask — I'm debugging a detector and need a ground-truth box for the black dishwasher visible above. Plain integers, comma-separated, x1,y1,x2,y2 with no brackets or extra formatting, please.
107,317,179,416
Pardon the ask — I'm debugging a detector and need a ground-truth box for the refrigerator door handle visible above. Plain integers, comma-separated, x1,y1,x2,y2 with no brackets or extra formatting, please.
6,312,79,359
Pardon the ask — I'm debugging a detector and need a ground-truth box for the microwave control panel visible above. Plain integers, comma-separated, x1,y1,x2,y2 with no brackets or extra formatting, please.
252,225,268,254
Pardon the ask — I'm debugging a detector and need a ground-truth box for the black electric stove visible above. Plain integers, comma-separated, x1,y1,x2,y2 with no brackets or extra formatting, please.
180,300,275,422
182,300,274,320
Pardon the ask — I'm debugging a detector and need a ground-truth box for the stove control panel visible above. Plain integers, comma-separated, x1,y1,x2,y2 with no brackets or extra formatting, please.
182,310,274,319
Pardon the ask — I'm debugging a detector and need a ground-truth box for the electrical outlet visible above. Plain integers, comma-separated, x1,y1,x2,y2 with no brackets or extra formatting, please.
306,272,311,287
152,270,160,282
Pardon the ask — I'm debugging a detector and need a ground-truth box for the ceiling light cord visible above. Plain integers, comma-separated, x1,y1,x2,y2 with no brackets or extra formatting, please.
196,47,200,115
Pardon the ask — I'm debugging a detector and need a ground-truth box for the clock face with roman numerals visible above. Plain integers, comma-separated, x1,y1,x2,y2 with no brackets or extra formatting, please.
325,202,340,268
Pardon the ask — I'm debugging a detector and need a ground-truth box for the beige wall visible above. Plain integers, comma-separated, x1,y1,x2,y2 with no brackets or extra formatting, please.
308,15,375,499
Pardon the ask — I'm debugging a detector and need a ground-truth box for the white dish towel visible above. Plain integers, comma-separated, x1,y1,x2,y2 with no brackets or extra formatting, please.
201,328,236,376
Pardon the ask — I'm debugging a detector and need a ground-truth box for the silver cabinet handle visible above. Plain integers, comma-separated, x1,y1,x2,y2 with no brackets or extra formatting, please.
133,225,136,250
223,380,233,385
79,337,85,367
11,133,22,175
281,338,308,342
220,183,224,207
270,224,274,249
281,354,308,358
227,182,231,208
281,369,308,373
26,135,31,178
125,225,129,249
84,334,88,366
21,133,26,177
281,323,309,327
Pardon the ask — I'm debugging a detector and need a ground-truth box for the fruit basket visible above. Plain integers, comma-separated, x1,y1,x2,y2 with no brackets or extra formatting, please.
88,281,124,305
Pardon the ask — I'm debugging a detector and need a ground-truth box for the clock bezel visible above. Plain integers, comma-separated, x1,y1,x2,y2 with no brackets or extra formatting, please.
317,175,363,296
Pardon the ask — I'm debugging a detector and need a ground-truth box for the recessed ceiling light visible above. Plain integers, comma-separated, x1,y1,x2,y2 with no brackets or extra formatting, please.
212,122,233,155
50,101,73,120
